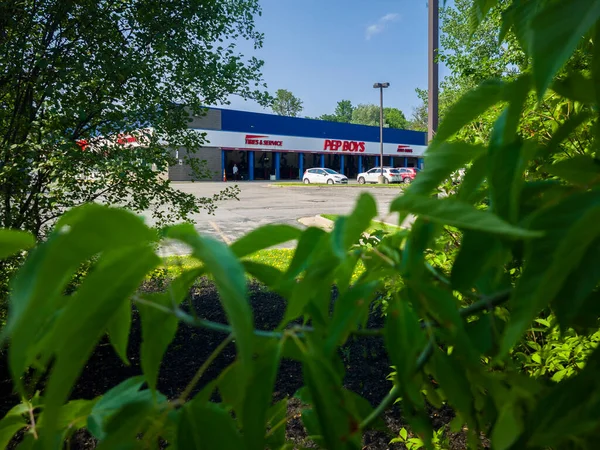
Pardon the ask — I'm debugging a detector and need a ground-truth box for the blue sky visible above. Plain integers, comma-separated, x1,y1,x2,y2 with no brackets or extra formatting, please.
222,0,452,120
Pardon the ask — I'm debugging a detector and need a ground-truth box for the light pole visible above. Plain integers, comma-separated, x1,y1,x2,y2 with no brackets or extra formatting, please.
373,82,389,184
428,0,439,143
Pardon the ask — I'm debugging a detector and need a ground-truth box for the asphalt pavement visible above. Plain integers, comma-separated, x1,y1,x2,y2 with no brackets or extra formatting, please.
149,181,408,255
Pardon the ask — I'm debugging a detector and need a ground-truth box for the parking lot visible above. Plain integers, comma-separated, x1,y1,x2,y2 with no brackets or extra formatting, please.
155,181,408,254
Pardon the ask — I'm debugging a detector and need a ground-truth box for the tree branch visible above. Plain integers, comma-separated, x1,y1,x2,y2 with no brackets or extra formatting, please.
132,296,385,340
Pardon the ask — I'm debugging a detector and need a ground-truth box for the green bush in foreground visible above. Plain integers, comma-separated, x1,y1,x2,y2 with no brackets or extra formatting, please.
1,0,600,448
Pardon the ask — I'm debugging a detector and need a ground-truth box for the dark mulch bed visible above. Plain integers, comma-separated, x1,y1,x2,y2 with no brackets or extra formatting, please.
0,280,467,449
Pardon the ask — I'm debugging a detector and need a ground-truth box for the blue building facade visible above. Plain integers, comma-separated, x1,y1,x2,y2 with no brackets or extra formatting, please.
169,107,427,181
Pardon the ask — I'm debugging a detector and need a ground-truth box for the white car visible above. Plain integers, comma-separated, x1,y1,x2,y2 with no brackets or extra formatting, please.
357,167,402,184
303,168,349,185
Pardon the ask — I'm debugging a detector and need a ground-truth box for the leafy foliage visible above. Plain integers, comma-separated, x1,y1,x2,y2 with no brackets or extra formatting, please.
350,104,408,129
317,100,355,123
271,89,304,117
0,0,265,238
1,1,600,449
351,104,381,127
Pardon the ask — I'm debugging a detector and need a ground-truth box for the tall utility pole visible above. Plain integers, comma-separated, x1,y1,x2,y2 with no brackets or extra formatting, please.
428,0,439,143
373,82,390,184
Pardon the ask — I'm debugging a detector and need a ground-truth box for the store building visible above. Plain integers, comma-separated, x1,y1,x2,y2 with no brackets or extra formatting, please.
169,107,427,181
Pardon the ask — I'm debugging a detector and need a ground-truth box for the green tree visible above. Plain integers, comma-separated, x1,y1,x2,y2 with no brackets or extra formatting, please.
318,114,339,122
334,100,354,123
437,0,595,157
383,107,409,129
271,89,303,117
318,100,354,123
351,104,408,129
0,0,268,237
440,0,527,88
351,104,381,127
408,102,428,132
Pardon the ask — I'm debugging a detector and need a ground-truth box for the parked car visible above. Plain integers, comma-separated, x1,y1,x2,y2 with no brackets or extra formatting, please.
356,167,403,184
396,167,417,184
303,168,349,184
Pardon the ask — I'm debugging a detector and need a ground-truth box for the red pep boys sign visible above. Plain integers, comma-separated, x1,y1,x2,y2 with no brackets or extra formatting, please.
323,139,366,152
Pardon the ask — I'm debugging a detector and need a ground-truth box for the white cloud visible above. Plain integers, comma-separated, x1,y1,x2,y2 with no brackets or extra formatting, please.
365,13,400,40
381,13,399,22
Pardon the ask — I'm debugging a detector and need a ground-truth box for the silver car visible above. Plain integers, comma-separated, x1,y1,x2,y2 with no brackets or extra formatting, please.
357,167,402,184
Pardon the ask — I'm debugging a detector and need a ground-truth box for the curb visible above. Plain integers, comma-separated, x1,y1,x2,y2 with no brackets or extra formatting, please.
298,215,334,230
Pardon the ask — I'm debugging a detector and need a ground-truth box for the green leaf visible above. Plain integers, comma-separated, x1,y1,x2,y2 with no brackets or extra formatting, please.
488,139,523,223
487,77,533,223
0,229,35,260
501,189,600,355
94,398,158,450
106,300,132,365
217,362,245,414
569,290,600,333
451,230,504,292
469,0,498,34
87,376,146,439
531,0,600,97
302,347,358,450
331,193,377,257
241,260,295,298
230,224,301,258
282,252,338,328
324,281,379,356
457,154,489,202
385,292,427,404
300,407,326,448
492,402,524,450
544,155,600,186
594,24,600,108
429,79,505,149
400,218,436,280
465,315,494,355
57,399,98,435
284,227,328,280
413,284,478,365
36,398,99,439
265,399,288,449
166,224,254,378
178,401,245,450
501,74,532,143
38,244,160,445
499,0,540,52
0,403,28,448
241,341,282,450
139,267,204,391
342,389,385,430
553,239,600,330
406,143,486,196
5,204,156,396
390,195,541,238
334,251,360,296
430,349,476,433
400,427,408,441
551,369,568,383
552,74,596,105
